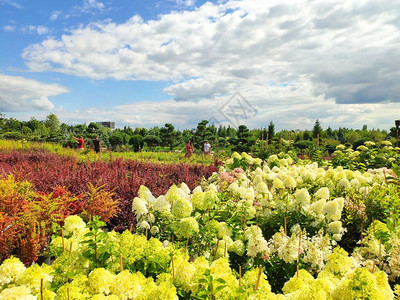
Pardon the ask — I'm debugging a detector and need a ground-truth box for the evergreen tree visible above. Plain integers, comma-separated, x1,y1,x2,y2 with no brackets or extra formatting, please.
338,127,345,143
160,123,181,150
267,121,275,139
231,125,254,153
312,119,322,138
326,126,333,138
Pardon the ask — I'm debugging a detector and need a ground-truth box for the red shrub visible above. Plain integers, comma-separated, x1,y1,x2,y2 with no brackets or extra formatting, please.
0,150,218,231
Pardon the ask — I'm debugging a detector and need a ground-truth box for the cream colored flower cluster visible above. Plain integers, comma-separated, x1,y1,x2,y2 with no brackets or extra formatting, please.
132,182,223,239
268,228,331,270
352,220,400,282
1,245,395,299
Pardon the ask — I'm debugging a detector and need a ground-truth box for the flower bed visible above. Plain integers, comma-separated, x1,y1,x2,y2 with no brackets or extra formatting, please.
1,151,399,298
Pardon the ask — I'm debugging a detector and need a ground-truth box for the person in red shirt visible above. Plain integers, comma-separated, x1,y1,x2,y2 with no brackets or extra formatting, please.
74,136,84,150
185,140,194,158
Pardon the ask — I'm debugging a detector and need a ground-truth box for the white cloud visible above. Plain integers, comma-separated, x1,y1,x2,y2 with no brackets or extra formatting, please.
19,0,400,129
20,25,49,35
50,10,61,21
3,25,15,32
170,0,195,7
0,74,69,112
36,26,49,35
0,0,22,9
82,0,104,11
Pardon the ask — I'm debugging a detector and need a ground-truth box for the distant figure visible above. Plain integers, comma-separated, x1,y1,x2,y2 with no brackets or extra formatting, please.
185,140,194,158
74,136,84,150
93,136,101,153
203,140,211,155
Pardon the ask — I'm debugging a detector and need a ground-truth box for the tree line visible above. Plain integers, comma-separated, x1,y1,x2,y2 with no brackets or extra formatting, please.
0,113,397,157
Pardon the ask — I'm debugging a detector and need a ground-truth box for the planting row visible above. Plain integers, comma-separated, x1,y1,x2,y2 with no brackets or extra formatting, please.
0,216,398,299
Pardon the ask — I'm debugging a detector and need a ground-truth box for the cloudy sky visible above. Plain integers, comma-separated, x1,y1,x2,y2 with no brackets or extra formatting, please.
1,0,399,130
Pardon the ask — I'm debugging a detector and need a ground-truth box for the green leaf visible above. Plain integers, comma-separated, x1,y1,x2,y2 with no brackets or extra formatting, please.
214,285,227,293
65,271,75,278
214,278,226,284
198,278,209,284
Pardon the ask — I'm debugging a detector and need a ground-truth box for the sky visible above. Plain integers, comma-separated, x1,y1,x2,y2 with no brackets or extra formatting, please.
1,0,400,131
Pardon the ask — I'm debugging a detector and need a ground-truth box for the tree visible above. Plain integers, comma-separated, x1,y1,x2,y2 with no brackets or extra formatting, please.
193,120,214,149
129,135,144,152
44,113,60,132
312,119,322,139
109,131,124,148
338,128,345,143
144,135,161,149
303,131,312,141
123,126,134,137
231,125,255,153
326,126,333,138
160,123,181,150
267,121,275,140
88,122,101,133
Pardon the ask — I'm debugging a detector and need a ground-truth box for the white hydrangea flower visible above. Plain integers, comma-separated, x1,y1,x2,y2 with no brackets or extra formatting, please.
323,198,344,221
314,187,330,200
0,257,26,288
245,188,255,202
139,221,150,229
138,185,156,205
192,185,203,194
338,178,351,190
272,177,284,189
208,183,218,193
245,226,269,258
303,170,316,182
180,183,191,195
328,221,343,234
63,215,87,236
153,195,171,212
309,198,326,215
228,182,239,193
253,174,263,185
350,178,360,189
283,175,297,189
255,181,269,194
277,233,302,264
132,197,148,216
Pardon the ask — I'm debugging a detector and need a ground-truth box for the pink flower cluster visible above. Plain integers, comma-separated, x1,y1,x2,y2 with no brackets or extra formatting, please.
220,171,236,184
231,167,244,178
220,167,244,185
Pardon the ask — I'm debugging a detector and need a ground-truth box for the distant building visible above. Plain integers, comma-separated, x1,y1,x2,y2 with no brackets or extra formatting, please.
97,122,115,129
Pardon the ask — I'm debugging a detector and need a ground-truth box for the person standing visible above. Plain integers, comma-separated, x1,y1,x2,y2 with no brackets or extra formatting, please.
203,140,211,155
93,136,101,153
74,136,84,150
185,140,194,158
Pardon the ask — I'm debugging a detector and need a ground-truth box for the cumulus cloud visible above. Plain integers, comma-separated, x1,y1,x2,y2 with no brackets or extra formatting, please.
18,0,400,129
0,74,69,112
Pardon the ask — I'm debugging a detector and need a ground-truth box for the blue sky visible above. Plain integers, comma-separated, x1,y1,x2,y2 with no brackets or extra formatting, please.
1,0,400,130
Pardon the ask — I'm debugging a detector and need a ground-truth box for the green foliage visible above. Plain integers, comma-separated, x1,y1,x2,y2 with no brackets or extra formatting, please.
195,269,227,299
129,134,144,152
